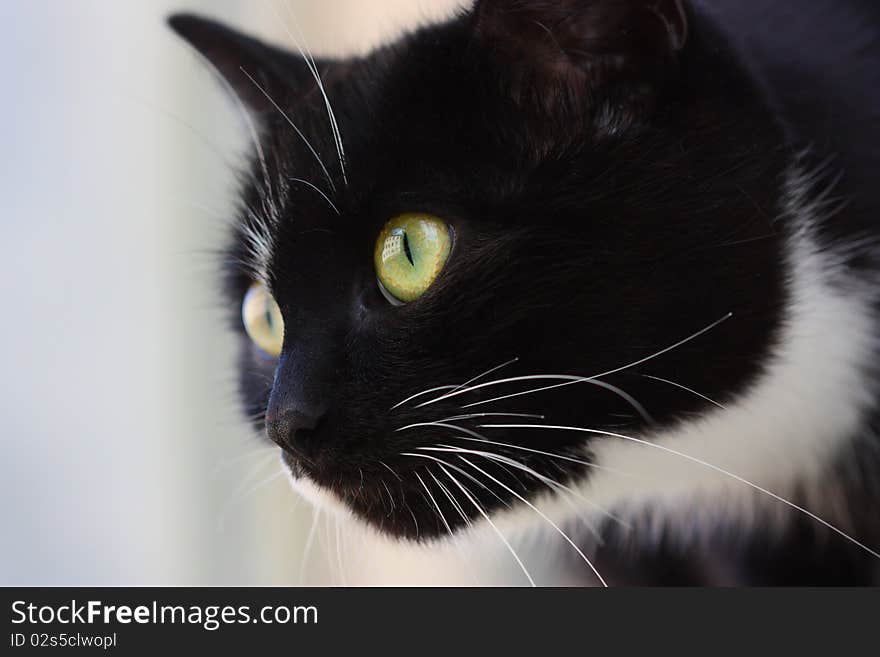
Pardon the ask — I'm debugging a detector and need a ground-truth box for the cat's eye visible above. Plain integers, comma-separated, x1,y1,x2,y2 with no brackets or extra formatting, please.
241,282,284,357
374,213,453,304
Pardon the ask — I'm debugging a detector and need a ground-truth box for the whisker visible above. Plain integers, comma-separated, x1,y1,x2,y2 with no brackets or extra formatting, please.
433,462,536,587
426,468,472,528
334,517,347,586
378,460,403,481
184,50,277,213
414,472,454,537
464,378,654,422
457,456,608,586
402,452,509,507
398,422,633,476
390,385,459,411
276,1,348,185
458,378,656,414
415,313,733,408
448,357,520,395
406,503,420,538
216,451,279,527
298,507,321,585
437,445,609,541
380,478,396,514
413,471,481,585
389,358,519,411
427,445,628,531
640,374,726,409
239,67,336,192
289,177,340,215
218,463,288,532
210,444,278,476
588,380,653,422
396,421,490,443
440,412,545,422
449,434,634,477
482,424,880,561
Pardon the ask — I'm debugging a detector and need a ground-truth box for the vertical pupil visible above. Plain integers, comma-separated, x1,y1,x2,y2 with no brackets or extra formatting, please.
402,231,415,266
265,305,273,330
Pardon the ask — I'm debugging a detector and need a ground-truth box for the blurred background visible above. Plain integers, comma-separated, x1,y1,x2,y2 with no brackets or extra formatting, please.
0,0,546,586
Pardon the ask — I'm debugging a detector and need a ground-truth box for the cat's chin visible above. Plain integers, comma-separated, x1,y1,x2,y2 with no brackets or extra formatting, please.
280,451,353,519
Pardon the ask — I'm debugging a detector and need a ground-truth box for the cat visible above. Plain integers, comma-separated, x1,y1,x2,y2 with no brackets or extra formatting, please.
169,0,880,585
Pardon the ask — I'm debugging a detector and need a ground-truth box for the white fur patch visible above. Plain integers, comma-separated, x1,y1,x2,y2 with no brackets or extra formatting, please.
285,470,355,519
492,166,879,540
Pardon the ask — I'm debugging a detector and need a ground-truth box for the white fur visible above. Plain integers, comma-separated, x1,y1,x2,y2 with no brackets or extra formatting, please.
286,470,355,519
493,166,879,540
240,199,281,287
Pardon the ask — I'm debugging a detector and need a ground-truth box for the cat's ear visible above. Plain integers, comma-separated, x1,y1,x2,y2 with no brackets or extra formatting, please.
168,14,318,114
472,0,687,123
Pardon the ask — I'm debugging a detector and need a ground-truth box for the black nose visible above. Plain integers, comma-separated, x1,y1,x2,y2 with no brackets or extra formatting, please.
265,346,337,456
266,408,324,451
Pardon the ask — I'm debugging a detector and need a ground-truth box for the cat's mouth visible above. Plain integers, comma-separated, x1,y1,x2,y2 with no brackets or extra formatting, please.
280,448,306,480
279,447,384,514
281,451,355,517
274,425,580,541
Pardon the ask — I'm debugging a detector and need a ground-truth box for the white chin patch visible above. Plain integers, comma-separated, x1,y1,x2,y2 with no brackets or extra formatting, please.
283,466,353,519
494,165,879,538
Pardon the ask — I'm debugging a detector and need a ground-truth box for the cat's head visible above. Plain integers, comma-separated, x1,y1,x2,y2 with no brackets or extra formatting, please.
170,0,789,541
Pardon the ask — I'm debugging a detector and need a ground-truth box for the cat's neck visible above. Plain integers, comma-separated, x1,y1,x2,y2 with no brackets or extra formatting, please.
494,163,880,545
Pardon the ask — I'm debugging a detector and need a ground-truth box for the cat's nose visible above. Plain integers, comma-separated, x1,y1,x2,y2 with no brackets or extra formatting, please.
265,346,338,454
266,407,324,451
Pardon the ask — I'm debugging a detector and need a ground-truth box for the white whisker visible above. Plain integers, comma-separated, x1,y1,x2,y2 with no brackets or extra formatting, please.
440,412,545,422
641,374,726,409
463,378,654,421
276,1,348,185
413,471,481,585
390,358,519,411
299,507,321,585
432,462,536,587
289,177,340,215
390,384,459,411
403,452,508,507
448,357,519,395
216,452,279,531
458,456,607,586
414,472,453,536
396,421,490,443
334,517,347,586
415,313,733,408
186,50,277,214
426,445,628,531
239,67,336,192
482,424,880,561
378,460,402,481
448,434,634,477
380,478,396,513
425,468,472,527
437,445,610,541
397,420,633,474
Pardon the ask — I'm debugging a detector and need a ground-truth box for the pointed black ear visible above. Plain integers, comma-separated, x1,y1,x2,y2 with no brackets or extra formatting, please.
474,0,687,109
168,13,320,113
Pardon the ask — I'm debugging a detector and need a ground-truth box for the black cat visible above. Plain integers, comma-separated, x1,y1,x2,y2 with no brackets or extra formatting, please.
170,0,880,585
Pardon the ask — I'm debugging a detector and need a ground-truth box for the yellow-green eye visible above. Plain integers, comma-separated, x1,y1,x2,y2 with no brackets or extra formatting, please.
374,213,453,304
242,282,284,357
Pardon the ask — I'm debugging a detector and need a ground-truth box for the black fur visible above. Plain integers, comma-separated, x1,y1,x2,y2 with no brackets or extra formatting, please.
169,0,880,584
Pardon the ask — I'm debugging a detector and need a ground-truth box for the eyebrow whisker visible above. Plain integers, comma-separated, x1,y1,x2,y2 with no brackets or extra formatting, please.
239,66,336,193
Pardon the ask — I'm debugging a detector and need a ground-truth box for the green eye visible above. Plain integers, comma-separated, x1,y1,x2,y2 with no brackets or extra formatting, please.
242,282,284,357
374,213,453,304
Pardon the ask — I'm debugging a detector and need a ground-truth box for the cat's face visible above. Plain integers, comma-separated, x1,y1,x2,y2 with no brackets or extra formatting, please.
172,0,788,540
